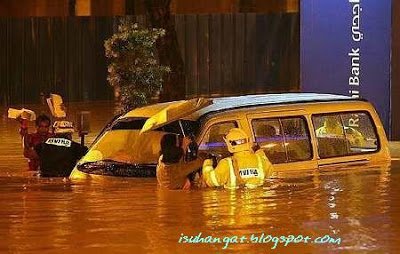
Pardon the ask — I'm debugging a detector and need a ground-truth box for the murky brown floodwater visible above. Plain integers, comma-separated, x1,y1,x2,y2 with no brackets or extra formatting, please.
1,102,400,253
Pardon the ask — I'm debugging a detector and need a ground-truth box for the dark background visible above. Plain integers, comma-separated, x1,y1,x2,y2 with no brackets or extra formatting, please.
0,13,299,105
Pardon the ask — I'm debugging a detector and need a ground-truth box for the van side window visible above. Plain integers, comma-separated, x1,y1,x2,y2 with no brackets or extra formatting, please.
281,118,313,162
252,117,312,164
312,112,379,158
313,115,347,158
341,113,379,153
253,119,286,163
199,121,238,158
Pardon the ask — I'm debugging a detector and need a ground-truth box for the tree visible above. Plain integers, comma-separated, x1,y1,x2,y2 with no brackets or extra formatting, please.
104,20,170,113
144,0,186,102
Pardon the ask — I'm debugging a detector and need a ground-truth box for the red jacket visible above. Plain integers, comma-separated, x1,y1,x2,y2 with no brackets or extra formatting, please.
20,125,53,171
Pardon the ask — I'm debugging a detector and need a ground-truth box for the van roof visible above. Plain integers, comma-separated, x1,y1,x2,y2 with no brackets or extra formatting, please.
121,93,355,120
192,93,354,119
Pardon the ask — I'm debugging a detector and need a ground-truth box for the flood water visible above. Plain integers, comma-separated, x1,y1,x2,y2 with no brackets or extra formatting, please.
1,102,400,253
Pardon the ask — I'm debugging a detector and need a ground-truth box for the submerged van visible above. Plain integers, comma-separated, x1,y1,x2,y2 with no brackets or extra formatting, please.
69,93,391,180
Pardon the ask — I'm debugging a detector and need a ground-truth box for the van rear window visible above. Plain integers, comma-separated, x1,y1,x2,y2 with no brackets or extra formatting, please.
252,116,312,164
312,111,379,158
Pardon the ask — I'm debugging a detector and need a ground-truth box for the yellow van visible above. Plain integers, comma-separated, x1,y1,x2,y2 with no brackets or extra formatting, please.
69,93,391,180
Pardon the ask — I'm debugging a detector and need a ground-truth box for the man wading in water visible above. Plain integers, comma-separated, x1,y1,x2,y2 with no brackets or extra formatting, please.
35,121,88,177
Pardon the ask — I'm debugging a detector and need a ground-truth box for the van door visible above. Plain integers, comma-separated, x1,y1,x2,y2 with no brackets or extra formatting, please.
247,110,318,172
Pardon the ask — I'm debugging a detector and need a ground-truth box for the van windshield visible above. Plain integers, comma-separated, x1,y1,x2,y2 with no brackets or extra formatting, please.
81,118,199,165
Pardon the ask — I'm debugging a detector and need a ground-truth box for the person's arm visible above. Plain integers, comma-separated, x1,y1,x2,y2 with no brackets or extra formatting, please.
18,118,36,159
156,156,204,190
182,136,199,162
202,158,229,187
19,118,29,137
255,149,274,178
179,157,204,178
23,134,39,160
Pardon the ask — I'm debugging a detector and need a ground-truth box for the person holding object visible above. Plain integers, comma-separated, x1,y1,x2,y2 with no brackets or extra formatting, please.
18,114,53,171
156,133,205,190
202,128,274,189
46,93,67,118
35,121,88,177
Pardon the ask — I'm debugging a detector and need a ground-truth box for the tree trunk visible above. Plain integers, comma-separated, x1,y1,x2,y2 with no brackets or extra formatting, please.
144,0,186,102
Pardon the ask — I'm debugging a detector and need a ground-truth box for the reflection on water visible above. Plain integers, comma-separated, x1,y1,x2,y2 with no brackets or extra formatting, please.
1,103,400,253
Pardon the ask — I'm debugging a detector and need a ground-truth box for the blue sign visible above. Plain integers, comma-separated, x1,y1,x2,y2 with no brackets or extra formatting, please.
301,0,392,136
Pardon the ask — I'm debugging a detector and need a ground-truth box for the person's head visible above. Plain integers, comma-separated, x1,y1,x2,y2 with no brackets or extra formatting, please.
35,114,51,135
161,133,179,150
257,124,277,137
53,121,74,139
224,128,251,154
324,116,340,128
160,133,183,164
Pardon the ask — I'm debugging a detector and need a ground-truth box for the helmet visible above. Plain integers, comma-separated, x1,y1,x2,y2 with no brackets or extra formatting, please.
53,120,74,134
224,128,251,153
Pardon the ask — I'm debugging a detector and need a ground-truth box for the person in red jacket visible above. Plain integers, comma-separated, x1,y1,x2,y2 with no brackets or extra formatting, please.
19,114,53,171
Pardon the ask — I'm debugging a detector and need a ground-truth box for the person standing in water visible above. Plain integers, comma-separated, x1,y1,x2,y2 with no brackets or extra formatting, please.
202,128,274,189
35,121,87,177
19,114,53,171
156,133,205,190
